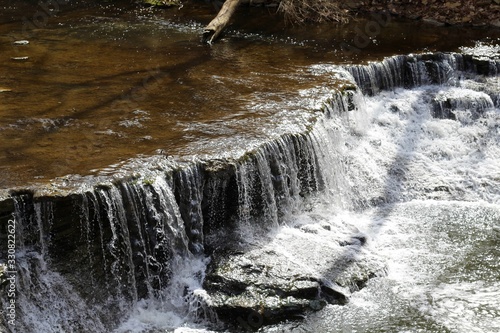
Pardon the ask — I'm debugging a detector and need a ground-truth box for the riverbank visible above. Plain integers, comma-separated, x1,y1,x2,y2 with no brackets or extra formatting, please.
351,0,500,27
232,0,500,28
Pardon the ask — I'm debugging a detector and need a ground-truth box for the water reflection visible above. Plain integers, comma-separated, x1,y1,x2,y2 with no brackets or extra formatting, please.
0,0,498,189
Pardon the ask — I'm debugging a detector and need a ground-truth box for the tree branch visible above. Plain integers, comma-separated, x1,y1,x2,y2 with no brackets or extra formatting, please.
203,0,242,44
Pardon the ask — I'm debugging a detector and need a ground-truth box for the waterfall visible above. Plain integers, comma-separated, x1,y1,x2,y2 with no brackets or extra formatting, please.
1,48,499,332
0,87,358,332
346,52,500,96
0,194,107,332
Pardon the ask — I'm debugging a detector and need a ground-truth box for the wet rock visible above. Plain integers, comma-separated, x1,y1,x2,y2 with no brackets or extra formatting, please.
431,98,456,120
431,88,494,121
203,217,386,328
0,264,7,288
204,253,348,326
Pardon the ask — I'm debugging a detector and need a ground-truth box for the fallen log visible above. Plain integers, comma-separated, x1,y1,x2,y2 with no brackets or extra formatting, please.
203,0,242,44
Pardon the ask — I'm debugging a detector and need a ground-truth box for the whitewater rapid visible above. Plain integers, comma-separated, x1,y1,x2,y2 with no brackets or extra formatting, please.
113,66,500,332
258,79,500,332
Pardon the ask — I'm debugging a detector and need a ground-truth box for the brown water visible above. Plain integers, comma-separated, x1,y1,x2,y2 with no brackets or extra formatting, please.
0,0,498,189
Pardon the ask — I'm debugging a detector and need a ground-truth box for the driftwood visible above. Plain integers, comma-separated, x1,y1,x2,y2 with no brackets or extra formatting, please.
203,0,242,44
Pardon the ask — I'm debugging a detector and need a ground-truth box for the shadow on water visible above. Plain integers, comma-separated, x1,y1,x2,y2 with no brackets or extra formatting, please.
325,92,425,280
302,62,499,332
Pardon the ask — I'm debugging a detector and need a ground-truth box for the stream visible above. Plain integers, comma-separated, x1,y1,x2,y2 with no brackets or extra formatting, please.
0,1,499,333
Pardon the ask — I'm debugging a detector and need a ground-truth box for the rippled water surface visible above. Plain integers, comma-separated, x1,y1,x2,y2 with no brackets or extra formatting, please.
1,0,498,189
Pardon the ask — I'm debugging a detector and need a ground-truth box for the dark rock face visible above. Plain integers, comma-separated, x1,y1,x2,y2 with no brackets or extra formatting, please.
203,217,386,329
204,253,348,326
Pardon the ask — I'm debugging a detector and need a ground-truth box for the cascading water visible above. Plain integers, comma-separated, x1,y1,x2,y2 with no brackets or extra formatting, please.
0,88,356,332
1,43,499,333
260,48,500,332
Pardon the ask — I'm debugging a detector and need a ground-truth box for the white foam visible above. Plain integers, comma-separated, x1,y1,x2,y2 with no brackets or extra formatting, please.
268,76,500,332
115,256,212,333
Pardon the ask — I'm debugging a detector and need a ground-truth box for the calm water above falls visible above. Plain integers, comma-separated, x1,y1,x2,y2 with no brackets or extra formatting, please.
0,0,499,190
0,2,499,333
